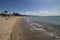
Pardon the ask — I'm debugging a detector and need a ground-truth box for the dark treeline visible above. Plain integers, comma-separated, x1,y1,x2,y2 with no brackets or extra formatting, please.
0,11,26,17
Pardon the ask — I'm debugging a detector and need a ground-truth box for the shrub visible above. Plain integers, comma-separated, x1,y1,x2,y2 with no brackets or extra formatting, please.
12,13,21,16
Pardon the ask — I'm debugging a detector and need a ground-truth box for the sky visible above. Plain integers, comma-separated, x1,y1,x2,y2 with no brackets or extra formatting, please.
0,0,60,16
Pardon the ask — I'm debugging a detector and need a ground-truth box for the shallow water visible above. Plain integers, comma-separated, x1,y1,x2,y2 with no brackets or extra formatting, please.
25,16,60,31
20,16,60,40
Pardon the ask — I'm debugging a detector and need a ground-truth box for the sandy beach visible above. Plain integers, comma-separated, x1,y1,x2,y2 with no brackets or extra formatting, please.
0,16,25,40
0,16,60,40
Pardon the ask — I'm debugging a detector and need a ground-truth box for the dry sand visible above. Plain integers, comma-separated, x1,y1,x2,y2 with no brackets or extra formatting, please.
0,16,25,40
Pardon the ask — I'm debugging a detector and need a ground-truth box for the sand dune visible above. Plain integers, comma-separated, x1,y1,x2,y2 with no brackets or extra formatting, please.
0,16,25,40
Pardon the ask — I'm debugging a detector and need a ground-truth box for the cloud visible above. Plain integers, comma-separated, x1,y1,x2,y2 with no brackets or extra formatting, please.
26,11,40,16
20,11,34,15
39,10,48,16
20,10,60,16
21,10,49,16
26,11,33,15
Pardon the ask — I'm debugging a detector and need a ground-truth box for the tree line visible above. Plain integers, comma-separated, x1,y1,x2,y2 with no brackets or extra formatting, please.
0,11,25,17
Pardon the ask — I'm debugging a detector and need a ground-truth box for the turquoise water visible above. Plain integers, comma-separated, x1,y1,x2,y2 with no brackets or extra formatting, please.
25,16,60,31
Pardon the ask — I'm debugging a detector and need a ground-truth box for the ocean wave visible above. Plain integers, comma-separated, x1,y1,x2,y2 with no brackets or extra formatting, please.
23,17,60,39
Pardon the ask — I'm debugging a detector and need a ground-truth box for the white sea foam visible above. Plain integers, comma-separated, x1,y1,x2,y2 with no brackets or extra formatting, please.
34,23,44,27
55,35,60,39
24,17,60,39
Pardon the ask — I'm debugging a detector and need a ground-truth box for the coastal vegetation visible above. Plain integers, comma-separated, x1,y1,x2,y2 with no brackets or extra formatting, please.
0,11,25,17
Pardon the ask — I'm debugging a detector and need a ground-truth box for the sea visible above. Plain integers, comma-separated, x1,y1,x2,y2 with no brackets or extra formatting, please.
25,16,60,31
19,16,60,40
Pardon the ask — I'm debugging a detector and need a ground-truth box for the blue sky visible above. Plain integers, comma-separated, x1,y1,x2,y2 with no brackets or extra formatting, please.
0,0,60,16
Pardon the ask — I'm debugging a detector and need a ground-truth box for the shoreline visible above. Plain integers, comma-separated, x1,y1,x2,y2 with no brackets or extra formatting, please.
19,17,60,40
0,16,60,40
